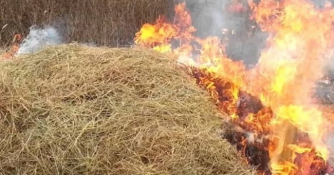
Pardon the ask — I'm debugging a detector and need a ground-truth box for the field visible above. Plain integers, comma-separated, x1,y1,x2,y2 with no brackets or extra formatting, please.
2,0,334,174
0,1,260,174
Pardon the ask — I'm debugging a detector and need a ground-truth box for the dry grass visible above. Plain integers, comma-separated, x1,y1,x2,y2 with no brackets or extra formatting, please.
0,44,255,174
0,0,174,47
0,0,265,64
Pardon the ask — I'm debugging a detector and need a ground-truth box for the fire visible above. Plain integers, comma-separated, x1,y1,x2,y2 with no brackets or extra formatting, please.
135,3,245,115
228,0,247,13
2,34,22,59
134,1,334,174
134,17,177,53
248,0,334,173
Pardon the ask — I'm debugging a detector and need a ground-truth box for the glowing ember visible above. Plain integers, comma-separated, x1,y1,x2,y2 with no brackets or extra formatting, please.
134,1,334,174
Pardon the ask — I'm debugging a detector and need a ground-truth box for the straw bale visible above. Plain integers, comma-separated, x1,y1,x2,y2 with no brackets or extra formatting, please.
0,44,255,175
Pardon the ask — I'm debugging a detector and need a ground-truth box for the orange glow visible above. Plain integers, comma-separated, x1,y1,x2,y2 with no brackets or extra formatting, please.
228,0,247,13
135,1,334,174
2,34,22,59
248,0,334,173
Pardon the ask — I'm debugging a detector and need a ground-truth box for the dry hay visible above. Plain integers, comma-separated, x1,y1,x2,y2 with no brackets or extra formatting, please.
0,44,255,175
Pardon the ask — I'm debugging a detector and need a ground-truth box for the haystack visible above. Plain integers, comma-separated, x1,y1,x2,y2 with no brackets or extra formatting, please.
0,44,255,175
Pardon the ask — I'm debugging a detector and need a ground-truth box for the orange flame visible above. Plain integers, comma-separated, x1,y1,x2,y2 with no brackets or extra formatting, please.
2,34,22,59
135,1,334,174
248,0,334,173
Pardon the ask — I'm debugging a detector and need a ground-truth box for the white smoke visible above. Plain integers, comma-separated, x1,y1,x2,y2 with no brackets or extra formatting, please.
16,25,63,55
178,0,267,65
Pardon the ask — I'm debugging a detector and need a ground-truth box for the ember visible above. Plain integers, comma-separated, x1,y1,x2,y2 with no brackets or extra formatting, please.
134,1,334,174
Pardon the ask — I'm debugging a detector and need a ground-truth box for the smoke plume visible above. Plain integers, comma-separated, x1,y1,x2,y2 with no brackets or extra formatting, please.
16,25,63,55
180,0,268,66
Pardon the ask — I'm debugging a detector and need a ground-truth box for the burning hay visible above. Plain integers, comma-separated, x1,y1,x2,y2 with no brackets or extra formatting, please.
134,1,334,174
0,44,255,174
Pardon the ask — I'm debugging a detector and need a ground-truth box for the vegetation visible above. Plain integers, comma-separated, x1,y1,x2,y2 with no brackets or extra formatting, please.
0,44,254,174
0,0,174,46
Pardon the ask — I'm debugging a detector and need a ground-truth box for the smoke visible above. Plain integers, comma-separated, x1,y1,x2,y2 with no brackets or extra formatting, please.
16,25,63,55
181,0,268,66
